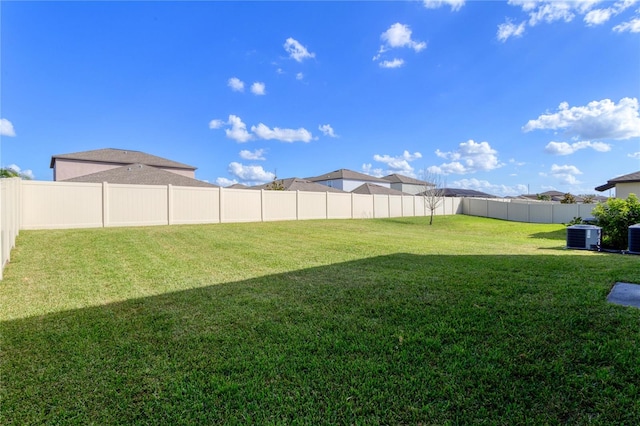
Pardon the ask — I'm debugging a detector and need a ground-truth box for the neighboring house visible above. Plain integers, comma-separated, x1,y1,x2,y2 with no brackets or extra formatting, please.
62,163,217,188
381,174,433,195
440,188,497,198
595,171,640,199
50,148,197,181
227,183,250,189
306,169,391,192
251,178,346,193
351,183,407,195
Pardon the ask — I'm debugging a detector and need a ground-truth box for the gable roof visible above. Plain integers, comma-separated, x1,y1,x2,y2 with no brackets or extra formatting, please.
50,148,196,170
306,169,389,184
595,171,640,192
351,183,407,195
382,174,432,186
62,163,217,187
440,188,497,198
252,178,346,193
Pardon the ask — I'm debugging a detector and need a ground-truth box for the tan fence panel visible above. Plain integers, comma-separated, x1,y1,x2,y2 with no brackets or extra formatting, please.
263,190,297,221
108,183,168,227
353,193,374,219
373,194,389,218
528,203,553,223
487,200,509,220
466,198,489,218
171,186,219,225
389,195,403,217
327,192,352,219
402,196,415,217
506,202,530,222
298,191,327,220
414,196,426,217
1,179,21,278
221,188,262,223
21,181,103,229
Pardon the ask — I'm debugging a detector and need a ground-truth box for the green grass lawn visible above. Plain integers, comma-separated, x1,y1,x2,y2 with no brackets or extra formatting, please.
1,215,639,424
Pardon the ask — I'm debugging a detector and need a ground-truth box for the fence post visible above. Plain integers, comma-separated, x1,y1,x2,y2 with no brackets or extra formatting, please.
167,184,173,225
296,190,300,220
261,189,265,222
219,187,224,223
102,182,109,227
326,191,329,219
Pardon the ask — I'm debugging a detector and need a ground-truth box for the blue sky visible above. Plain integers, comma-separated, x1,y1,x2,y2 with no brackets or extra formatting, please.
1,0,639,196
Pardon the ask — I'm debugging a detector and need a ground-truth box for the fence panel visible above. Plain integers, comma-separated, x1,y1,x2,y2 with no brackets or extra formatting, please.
487,200,509,220
298,191,327,220
264,190,297,221
402,196,415,217
373,194,390,218
327,192,352,219
221,189,262,223
21,181,103,229
1,179,21,278
352,193,374,219
108,183,168,227
389,195,403,217
171,186,219,225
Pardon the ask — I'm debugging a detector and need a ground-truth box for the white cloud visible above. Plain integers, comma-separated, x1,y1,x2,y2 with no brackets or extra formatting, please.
628,151,640,159
228,77,245,92
228,162,275,184
379,58,405,68
0,118,16,137
380,23,426,52
544,140,612,155
422,0,465,11
497,19,526,42
550,163,583,184
284,38,315,62
251,123,313,143
429,140,503,175
501,0,639,39
319,124,338,138
239,149,266,161
452,178,528,197
614,17,640,32
215,177,238,187
250,82,266,96
7,164,34,179
370,150,423,177
209,119,225,129
226,115,253,143
296,72,304,80
362,163,385,178
523,98,640,140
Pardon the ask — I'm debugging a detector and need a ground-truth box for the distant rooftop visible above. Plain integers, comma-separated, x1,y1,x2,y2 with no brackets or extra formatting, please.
352,183,407,195
307,169,389,184
382,173,433,186
50,148,196,171
595,171,640,192
252,178,346,193
62,163,216,187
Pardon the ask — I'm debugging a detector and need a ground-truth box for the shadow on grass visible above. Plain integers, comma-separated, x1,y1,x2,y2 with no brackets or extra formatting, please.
529,228,567,241
2,254,639,425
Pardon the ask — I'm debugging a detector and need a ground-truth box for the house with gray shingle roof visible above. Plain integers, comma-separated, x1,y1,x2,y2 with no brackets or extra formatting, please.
306,169,391,192
62,163,217,188
382,173,433,195
50,148,197,182
351,183,407,195
595,171,640,199
251,177,346,193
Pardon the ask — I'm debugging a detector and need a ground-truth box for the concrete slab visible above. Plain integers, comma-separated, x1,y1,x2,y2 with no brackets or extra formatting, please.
607,283,640,309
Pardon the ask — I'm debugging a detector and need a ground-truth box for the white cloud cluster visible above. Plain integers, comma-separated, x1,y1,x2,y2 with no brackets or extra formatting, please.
215,177,238,187
548,163,583,185
373,23,426,68
452,178,528,197
210,115,314,143
498,0,640,41
239,149,266,161
318,124,338,138
228,77,266,96
544,140,612,155
366,150,423,177
628,151,640,159
428,140,503,175
7,164,34,179
284,38,315,62
228,162,275,184
1,118,16,137
523,98,640,140
422,0,465,12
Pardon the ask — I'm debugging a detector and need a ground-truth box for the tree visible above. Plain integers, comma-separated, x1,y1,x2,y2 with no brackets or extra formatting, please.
560,193,576,204
421,171,445,226
581,194,596,204
536,193,551,201
592,193,640,249
265,171,285,191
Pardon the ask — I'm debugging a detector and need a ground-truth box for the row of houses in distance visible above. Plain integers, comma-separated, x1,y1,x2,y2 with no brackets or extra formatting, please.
49,148,640,200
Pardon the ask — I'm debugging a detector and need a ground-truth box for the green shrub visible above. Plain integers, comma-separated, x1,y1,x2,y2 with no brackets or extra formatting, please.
592,193,640,249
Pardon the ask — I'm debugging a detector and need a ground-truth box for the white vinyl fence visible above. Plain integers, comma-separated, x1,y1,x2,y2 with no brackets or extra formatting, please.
0,179,600,279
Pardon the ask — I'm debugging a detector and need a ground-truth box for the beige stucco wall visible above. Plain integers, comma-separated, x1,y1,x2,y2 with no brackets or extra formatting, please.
614,182,640,199
53,158,195,181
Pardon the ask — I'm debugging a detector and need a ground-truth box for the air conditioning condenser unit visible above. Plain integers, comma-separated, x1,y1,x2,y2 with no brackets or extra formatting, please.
566,224,601,250
628,224,640,254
